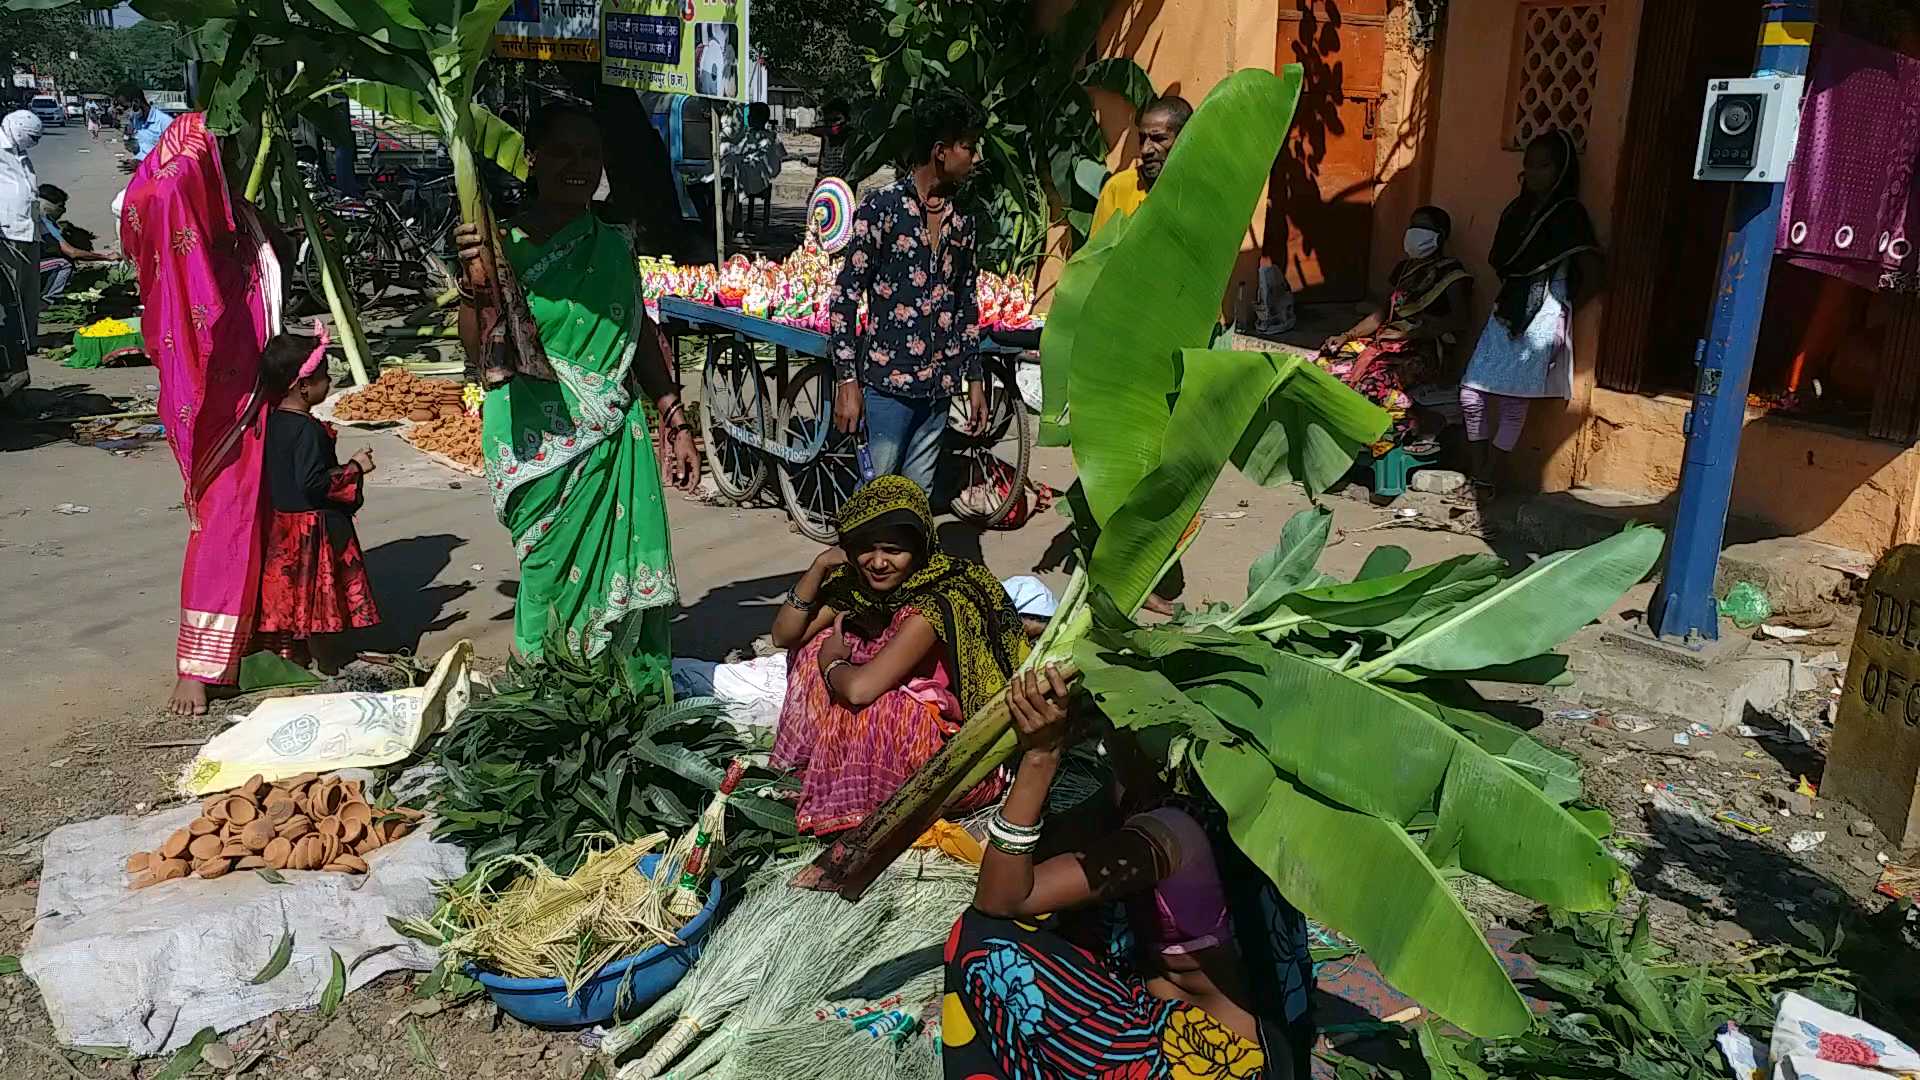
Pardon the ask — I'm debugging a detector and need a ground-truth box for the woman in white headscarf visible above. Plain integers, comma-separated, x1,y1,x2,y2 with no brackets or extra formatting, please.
0,108,44,395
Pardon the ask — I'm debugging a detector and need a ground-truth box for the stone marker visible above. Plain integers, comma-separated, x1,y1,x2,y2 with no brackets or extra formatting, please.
1825,544,1920,848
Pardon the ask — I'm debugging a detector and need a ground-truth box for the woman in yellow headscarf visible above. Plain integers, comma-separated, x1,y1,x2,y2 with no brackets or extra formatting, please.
769,475,1028,835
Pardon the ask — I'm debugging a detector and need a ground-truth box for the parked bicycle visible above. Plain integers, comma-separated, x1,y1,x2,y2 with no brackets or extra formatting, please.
292,157,460,311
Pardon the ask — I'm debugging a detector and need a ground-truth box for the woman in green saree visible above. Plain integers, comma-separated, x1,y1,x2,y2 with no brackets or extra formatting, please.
455,105,700,689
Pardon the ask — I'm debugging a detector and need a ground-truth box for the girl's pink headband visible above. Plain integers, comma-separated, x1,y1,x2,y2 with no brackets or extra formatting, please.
298,320,331,380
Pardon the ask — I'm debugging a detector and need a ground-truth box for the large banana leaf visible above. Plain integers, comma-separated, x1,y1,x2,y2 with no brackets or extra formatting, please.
1086,349,1282,613
1253,553,1507,638
1197,741,1534,1037
340,80,528,179
1230,356,1391,495
1355,526,1663,679
1234,507,1333,625
1170,646,1618,908
1041,67,1305,523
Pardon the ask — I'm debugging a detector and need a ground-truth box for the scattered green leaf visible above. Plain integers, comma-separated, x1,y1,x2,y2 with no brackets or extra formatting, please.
250,928,294,985
318,949,346,1018
405,1019,433,1066
152,1027,219,1080
255,868,289,885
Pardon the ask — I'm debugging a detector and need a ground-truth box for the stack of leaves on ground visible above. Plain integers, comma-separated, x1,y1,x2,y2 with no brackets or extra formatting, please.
433,639,801,885
1418,908,1861,1080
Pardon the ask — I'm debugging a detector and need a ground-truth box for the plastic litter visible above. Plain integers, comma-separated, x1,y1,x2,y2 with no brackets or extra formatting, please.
1718,582,1772,629
1764,991,1919,1079
1787,830,1827,853
51,503,90,515
1612,714,1656,734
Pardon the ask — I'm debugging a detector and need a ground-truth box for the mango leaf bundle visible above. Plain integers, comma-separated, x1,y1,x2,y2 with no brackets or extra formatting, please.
801,66,1663,1038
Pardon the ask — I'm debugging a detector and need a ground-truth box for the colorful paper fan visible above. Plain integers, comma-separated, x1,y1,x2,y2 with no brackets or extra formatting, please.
810,178,856,254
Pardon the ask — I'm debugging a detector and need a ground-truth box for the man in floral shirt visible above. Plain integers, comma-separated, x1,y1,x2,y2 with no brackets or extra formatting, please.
828,91,989,494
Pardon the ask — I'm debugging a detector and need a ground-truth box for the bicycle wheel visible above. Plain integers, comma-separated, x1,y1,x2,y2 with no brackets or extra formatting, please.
945,364,1032,528
777,361,863,543
699,334,770,503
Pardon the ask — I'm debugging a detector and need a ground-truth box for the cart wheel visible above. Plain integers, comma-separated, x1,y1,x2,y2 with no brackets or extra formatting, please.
777,361,862,543
946,364,1032,528
699,334,770,503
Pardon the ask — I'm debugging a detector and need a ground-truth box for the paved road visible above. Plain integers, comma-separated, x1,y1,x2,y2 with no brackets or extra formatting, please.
0,124,1498,762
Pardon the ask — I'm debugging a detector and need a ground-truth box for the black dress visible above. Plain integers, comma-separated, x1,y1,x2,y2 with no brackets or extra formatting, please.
254,410,379,648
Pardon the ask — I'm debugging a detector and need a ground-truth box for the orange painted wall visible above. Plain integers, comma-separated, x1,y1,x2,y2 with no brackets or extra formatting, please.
1421,0,1645,495
1582,389,1920,554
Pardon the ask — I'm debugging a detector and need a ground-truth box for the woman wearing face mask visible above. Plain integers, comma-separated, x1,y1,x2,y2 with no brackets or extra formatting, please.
1458,130,1602,496
1,109,45,394
769,475,1029,836
452,103,701,694
1320,205,1473,454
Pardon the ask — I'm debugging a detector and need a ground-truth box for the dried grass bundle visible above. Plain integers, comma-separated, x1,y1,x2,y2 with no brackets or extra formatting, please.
439,833,687,1000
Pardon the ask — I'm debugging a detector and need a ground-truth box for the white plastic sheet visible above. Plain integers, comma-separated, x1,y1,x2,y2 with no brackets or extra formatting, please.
21,801,464,1054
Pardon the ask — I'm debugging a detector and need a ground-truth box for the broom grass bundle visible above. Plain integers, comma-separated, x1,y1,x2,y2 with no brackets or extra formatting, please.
610,853,826,1075
720,857,972,1080
436,833,686,1001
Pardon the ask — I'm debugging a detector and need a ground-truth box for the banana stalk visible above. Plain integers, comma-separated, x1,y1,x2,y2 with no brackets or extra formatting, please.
279,141,373,386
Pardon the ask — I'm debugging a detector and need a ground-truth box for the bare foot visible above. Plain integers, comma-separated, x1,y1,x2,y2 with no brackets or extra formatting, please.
169,677,208,716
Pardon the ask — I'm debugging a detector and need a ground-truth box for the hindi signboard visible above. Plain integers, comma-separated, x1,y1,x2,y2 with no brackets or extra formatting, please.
601,0,749,102
496,0,601,62
1825,544,1920,848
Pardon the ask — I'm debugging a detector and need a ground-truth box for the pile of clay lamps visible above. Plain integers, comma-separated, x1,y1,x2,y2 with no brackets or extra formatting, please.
125,772,425,887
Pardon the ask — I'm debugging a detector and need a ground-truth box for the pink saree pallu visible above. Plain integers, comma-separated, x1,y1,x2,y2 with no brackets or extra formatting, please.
120,113,284,684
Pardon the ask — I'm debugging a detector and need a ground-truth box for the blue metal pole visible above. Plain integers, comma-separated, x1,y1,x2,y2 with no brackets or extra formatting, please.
1650,1,1816,644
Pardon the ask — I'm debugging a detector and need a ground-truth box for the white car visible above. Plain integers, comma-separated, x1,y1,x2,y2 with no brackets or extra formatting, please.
28,96,66,127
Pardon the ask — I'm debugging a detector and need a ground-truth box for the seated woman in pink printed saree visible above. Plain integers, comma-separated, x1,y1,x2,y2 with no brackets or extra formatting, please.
768,475,1029,836
119,113,286,715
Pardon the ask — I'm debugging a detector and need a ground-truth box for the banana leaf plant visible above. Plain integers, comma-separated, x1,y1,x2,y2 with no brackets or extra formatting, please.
797,66,1665,1038
796,67,1387,892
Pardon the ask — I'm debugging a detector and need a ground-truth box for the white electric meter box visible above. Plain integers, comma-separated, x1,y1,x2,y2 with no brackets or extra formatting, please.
1694,76,1804,183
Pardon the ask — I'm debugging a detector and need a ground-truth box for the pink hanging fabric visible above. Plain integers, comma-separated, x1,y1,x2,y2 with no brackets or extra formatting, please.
1776,31,1920,293
120,113,283,684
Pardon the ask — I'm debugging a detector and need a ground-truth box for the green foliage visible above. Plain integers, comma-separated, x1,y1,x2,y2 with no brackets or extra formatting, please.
853,0,1155,274
1072,520,1657,1036
753,0,879,104
434,639,801,882
1421,908,1858,1080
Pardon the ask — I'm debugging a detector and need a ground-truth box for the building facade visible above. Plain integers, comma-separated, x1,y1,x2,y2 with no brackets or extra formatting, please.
1079,0,1920,556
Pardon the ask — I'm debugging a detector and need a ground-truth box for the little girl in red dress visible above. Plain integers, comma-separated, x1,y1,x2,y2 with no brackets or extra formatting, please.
254,327,381,669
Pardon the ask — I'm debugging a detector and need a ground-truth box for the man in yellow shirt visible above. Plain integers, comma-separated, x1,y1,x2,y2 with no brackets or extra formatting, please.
1090,95,1192,237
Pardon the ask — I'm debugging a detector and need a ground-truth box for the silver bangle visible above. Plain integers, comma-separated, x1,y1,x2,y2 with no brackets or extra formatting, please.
784,586,817,613
987,810,1043,855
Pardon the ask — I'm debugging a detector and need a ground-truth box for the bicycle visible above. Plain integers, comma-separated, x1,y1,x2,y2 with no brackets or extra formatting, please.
293,161,459,311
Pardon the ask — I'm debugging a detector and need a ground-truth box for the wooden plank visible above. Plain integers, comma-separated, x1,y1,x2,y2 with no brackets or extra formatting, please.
1871,294,1920,444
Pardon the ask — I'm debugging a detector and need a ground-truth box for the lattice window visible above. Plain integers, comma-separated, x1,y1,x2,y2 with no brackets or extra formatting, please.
1508,1,1606,152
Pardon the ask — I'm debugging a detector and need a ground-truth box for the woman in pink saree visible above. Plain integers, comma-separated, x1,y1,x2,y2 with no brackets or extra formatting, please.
120,113,284,714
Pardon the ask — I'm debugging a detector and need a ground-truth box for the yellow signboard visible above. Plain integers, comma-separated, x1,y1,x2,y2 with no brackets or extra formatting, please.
495,0,601,62
601,0,749,102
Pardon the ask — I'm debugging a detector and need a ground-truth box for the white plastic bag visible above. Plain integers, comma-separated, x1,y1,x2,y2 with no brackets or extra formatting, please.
181,641,473,795
1768,992,1920,1079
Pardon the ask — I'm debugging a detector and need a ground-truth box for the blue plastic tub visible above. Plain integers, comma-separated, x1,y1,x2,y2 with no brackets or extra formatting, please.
468,855,722,1027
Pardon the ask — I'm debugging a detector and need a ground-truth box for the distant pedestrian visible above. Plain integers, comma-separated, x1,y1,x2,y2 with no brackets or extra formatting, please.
1458,129,1603,496
722,101,784,235
1,109,44,394
111,84,174,161
85,102,100,140
807,98,855,190
827,90,989,495
253,327,382,672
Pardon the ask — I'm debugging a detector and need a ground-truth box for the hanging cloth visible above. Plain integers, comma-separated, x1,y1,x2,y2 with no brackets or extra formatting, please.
1776,30,1920,294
